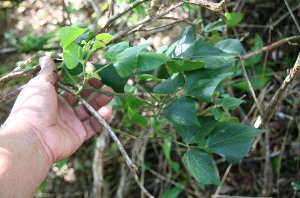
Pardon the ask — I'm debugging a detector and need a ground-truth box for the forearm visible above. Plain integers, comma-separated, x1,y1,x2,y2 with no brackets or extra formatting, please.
0,121,52,197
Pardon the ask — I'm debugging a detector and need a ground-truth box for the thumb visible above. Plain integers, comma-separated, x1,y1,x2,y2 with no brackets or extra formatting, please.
35,56,57,85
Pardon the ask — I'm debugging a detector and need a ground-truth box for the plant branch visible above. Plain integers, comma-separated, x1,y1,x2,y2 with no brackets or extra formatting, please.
56,82,154,198
109,2,184,43
239,56,263,116
241,35,300,60
261,52,300,128
99,0,150,33
182,0,230,21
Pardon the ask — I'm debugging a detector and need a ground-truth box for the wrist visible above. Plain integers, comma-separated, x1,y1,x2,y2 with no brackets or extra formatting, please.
0,118,52,197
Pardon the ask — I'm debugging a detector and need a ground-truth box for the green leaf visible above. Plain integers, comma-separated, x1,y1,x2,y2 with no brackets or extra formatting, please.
206,122,266,164
61,65,77,85
175,124,201,144
75,31,95,46
93,40,106,49
221,96,244,110
249,34,264,65
175,116,217,144
163,96,199,126
59,26,86,48
170,26,196,59
184,68,233,102
104,41,129,62
161,185,184,198
95,64,129,93
166,58,205,72
153,73,184,94
95,33,114,44
183,149,220,185
232,76,270,92
127,96,145,109
225,12,244,27
62,42,81,69
114,44,148,77
210,106,224,120
215,39,244,55
192,39,236,69
131,113,148,127
163,139,171,161
137,52,170,71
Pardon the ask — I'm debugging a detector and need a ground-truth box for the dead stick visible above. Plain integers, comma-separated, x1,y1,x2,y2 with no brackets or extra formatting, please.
261,52,300,127
56,82,154,198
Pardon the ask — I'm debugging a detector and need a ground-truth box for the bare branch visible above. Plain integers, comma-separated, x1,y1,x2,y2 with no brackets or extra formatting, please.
261,52,300,127
182,0,230,21
99,0,150,33
241,35,300,60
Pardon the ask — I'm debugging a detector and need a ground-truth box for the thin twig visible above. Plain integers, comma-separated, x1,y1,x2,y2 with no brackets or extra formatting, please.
109,2,184,44
0,85,25,104
0,52,61,87
239,56,263,115
99,0,150,33
283,0,300,33
213,164,232,196
241,35,300,60
56,82,154,198
0,65,40,87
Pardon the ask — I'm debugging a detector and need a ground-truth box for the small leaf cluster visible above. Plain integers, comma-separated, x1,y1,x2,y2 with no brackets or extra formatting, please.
58,24,266,186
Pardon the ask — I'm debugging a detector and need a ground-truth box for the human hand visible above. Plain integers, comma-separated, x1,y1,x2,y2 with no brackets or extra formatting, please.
3,56,113,164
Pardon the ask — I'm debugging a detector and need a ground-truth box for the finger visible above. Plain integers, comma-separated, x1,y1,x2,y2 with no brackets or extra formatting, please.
83,106,112,139
73,87,113,121
63,78,104,106
35,56,57,85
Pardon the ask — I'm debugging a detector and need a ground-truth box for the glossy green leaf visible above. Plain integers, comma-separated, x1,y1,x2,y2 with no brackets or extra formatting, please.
95,63,129,93
170,26,195,59
192,39,236,69
137,52,170,71
95,33,114,44
62,42,81,69
163,96,199,126
206,122,266,164
103,41,129,62
215,39,244,55
225,12,244,27
59,26,86,48
166,58,205,72
183,150,220,185
114,44,148,77
153,73,184,94
184,68,233,102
